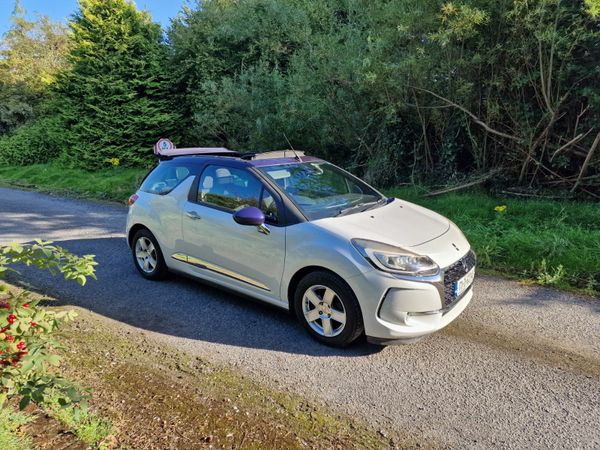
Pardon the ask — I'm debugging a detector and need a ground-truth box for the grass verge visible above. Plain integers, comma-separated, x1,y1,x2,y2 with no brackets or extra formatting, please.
0,163,597,295
55,310,405,449
0,163,146,203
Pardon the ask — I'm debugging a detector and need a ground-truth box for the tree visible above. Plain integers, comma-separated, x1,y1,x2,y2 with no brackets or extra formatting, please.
0,1,70,134
55,0,177,169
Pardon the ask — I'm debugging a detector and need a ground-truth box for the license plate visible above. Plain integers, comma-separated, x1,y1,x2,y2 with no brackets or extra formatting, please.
453,267,475,298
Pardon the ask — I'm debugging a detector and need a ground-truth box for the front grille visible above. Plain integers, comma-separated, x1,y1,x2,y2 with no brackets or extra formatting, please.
443,250,476,307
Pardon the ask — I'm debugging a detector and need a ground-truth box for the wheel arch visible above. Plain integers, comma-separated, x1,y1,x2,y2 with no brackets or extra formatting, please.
287,265,357,317
127,223,151,248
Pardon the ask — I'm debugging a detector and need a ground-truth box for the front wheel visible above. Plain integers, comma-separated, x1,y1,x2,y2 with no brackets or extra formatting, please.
131,229,168,280
294,271,364,347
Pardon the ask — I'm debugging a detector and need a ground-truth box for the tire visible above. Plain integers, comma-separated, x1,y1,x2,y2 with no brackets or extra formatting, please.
294,271,364,347
131,229,168,280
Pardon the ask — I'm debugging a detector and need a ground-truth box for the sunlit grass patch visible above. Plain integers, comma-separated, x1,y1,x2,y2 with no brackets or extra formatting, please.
0,406,34,450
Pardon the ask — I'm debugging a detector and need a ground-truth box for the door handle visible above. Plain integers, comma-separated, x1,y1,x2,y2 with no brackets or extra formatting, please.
186,211,201,220
257,224,270,235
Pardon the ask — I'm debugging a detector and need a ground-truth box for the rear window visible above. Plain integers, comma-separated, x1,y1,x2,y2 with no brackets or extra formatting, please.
140,163,194,195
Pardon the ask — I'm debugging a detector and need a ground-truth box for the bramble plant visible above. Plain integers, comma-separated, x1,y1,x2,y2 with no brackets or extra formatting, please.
0,240,97,410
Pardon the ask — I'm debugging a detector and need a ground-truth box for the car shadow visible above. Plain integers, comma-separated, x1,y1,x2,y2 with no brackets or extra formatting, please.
8,237,384,357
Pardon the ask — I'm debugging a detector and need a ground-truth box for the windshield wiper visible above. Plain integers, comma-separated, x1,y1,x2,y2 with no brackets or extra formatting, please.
335,197,388,217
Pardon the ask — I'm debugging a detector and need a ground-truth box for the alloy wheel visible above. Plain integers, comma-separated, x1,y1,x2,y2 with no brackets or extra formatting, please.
135,236,158,273
302,284,347,337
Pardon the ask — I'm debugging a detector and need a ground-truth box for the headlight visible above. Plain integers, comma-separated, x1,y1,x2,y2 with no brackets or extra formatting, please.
351,238,439,277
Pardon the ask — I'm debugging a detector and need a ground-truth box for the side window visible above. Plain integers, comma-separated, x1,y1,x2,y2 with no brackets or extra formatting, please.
198,165,280,222
140,164,192,195
198,165,261,211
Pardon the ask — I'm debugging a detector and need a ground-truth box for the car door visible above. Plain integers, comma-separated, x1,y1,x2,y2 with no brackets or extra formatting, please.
180,163,286,303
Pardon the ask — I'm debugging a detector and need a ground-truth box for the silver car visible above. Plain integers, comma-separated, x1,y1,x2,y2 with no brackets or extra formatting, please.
126,148,475,347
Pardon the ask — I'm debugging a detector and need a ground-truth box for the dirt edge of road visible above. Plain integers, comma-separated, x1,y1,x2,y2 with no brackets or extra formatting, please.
55,307,435,450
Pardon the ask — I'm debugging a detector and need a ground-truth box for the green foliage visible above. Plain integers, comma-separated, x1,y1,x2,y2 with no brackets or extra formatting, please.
169,0,599,190
0,116,68,165
0,4,69,136
0,240,97,410
0,0,597,191
53,0,178,169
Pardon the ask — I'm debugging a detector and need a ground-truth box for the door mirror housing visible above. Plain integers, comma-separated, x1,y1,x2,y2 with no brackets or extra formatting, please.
233,206,265,226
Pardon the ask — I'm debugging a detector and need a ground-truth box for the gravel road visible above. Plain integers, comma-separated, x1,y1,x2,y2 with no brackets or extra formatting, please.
1,186,599,449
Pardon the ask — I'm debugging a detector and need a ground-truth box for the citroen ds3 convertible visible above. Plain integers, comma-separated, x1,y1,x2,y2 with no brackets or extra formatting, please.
126,146,476,347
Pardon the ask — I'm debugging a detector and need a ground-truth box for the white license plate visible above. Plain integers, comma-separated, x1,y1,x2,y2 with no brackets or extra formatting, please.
453,267,475,298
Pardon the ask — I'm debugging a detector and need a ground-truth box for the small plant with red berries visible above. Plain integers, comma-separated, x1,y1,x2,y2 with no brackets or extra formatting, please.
0,240,97,410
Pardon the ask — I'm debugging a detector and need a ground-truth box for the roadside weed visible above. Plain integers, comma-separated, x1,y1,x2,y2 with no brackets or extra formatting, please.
43,390,113,447
0,406,34,450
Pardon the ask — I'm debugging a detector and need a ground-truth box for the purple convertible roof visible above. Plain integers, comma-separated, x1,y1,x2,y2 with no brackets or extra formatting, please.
249,155,322,167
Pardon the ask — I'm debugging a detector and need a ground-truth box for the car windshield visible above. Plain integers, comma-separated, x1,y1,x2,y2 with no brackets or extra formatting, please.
258,161,385,220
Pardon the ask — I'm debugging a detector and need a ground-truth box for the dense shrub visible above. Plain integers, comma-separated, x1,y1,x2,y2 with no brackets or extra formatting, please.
0,0,597,192
0,116,67,166
169,0,599,189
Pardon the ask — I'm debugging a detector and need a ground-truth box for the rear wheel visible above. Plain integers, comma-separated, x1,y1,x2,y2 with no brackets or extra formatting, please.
294,271,364,347
131,229,168,280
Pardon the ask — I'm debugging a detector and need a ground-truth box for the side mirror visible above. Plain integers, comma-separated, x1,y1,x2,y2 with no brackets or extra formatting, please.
233,206,265,226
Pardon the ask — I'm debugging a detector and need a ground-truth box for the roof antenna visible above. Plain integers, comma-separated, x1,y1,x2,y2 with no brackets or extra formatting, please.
283,133,301,161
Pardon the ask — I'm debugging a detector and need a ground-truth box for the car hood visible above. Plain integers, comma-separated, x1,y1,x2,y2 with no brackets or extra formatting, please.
313,198,450,248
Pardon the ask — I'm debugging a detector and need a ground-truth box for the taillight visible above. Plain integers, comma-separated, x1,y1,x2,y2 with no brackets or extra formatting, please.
128,194,139,206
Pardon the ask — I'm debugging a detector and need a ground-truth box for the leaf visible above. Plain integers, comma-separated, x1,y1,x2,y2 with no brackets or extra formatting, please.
19,395,31,410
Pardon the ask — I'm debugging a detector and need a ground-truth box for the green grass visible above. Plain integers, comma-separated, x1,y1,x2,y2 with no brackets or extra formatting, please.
0,163,597,294
0,163,146,203
43,391,113,448
0,405,34,450
386,186,600,295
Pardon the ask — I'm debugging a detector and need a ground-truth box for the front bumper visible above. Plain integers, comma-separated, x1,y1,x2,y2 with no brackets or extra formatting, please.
348,250,475,344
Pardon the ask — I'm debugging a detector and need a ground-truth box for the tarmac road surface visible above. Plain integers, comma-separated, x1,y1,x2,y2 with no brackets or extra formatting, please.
1,187,599,449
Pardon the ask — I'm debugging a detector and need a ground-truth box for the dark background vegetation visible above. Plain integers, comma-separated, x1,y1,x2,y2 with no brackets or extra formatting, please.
0,0,598,193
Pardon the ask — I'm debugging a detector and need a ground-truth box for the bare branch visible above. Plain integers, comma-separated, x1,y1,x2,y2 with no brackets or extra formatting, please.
422,170,501,197
572,131,600,192
410,87,521,142
550,128,593,161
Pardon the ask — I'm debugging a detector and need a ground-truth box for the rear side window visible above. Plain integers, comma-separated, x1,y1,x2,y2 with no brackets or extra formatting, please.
140,164,193,195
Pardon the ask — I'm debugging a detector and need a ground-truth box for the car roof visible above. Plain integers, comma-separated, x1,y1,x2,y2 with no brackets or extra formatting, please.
159,154,323,168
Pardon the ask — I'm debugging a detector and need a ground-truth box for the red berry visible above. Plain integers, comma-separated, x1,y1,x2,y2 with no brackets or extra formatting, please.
7,314,16,324
30,321,37,327
0,304,9,309
22,303,29,308
16,341,26,350
5,335,14,342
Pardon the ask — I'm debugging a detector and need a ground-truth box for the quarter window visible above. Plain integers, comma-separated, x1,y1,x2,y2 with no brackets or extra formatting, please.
140,164,193,195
